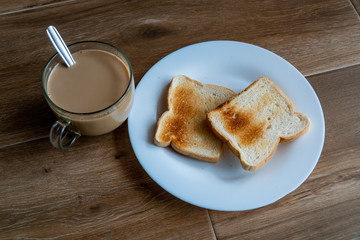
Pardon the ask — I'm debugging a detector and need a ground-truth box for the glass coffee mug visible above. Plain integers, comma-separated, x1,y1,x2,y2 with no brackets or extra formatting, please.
42,41,135,149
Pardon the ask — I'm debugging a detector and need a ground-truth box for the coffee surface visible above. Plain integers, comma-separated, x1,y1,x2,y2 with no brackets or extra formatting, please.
47,50,130,113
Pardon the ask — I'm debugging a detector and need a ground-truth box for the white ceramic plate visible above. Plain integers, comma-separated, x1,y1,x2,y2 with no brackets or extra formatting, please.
128,41,325,211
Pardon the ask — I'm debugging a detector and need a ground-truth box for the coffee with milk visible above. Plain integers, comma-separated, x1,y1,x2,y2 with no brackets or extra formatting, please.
46,49,134,136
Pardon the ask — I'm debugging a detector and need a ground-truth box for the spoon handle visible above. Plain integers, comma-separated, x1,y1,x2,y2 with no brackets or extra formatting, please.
46,26,75,67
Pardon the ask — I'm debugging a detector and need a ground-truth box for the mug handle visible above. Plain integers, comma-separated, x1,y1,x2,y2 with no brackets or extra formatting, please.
50,119,81,150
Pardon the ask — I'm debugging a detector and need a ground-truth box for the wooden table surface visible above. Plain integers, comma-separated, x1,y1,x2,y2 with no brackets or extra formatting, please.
1,0,359,239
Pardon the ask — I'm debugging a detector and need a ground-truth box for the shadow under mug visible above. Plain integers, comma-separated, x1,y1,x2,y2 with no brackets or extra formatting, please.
42,41,135,150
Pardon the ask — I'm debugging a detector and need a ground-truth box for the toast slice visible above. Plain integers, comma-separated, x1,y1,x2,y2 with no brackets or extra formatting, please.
154,75,235,162
207,77,310,170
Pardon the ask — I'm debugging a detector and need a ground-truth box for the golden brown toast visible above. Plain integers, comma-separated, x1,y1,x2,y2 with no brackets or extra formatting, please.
207,77,310,170
154,75,235,162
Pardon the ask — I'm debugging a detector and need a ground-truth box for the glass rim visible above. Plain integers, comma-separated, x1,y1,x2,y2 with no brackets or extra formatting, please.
41,40,134,116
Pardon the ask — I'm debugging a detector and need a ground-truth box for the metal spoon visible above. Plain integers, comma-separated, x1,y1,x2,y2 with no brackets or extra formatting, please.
46,26,75,67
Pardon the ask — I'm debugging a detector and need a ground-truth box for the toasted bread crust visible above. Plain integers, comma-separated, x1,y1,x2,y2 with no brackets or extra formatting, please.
170,142,221,162
154,75,235,162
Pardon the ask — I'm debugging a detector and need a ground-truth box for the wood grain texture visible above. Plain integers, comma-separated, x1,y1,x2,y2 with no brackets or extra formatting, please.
0,0,71,15
350,0,360,16
1,0,360,148
1,1,360,239
0,123,215,239
209,65,360,240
